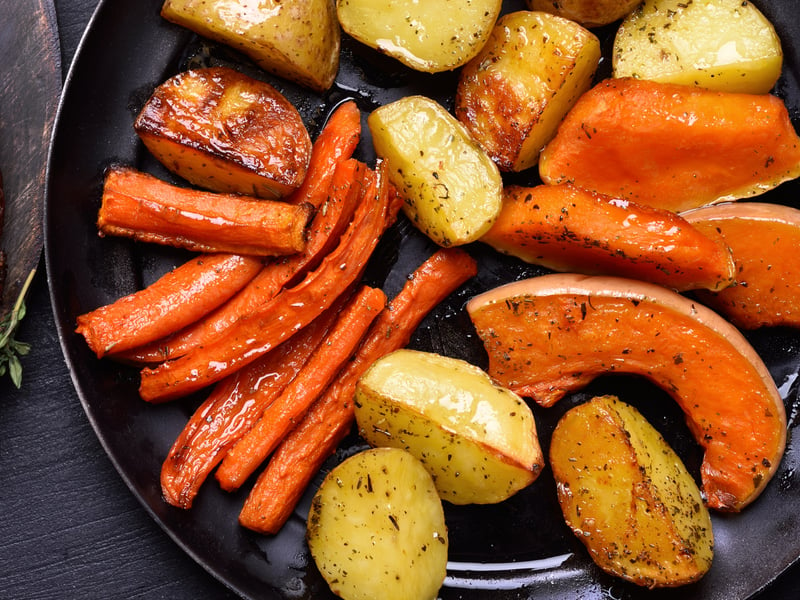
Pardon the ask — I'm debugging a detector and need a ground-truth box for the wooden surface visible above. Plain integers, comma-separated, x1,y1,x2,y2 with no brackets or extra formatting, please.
0,1,797,599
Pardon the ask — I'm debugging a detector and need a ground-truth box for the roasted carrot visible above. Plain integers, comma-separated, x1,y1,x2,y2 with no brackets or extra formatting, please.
238,247,478,534
160,292,351,509
99,166,313,255
139,162,401,402
116,158,368,364
215,285,386,492
75,253,262,358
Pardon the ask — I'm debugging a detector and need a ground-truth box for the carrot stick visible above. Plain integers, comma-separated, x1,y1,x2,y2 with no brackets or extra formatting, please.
139,161,400,403
160,291,350,509
238,247,478,534
98,166,312,256
215,285,386,492
75,253,262,358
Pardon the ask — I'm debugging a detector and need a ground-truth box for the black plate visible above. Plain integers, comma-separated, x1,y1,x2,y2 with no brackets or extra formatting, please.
45,1,800,599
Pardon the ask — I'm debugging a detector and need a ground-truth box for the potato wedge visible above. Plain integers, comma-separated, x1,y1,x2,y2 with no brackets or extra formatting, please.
307,447,448,600
354,349,543,505
368,95,503,247
467,273,786,511
160,0,340,93
684,202,800,330
551,395,714,588
336,0,502,73
528,0,642,28
135,67,311,199
455,11,600,172
613,0,783,94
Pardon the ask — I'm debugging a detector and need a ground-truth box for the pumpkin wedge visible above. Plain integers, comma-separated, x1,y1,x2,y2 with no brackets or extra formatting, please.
538,78,800,213
481,183,735,291
683,202,800,330
467,273,786,511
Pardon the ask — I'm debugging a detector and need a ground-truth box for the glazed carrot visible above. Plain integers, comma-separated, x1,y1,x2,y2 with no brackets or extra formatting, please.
116,158,368,364
75,253,262,358
215,285,386,492
481,183,735,292
238,247,478,534
98,166,312,255
539,78,800,213
139,162,400,402
160,293,350,509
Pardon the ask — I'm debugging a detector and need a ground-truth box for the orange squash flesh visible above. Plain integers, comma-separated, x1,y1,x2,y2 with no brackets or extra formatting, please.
683,202,800,330
467,273,786,511
539,78,800,213
481,183,735,291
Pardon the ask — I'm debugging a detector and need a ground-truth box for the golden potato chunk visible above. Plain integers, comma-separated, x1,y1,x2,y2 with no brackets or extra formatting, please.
528,0,643,27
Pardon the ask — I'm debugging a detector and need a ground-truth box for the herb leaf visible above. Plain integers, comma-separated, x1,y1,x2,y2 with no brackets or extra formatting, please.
0,268,36,388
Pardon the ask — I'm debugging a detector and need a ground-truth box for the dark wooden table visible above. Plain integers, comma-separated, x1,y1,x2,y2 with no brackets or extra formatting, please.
1,1,798,599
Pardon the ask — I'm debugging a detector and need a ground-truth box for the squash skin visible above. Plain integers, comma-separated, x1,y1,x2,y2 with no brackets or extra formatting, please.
467,273,786,512
683,202,800,330
539,78,800,213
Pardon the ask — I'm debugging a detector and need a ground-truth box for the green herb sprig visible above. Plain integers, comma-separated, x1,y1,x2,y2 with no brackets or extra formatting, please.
0,268,36,388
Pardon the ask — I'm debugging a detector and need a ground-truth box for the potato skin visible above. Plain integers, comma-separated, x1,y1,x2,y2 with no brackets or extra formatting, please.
528,0,642,27
550,395,714,588
135,67,311,199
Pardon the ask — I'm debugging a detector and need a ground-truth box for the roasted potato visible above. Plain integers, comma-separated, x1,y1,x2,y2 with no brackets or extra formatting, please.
161,0,340,92
368,95,503,247
307,447,448,600
550,395,714,588
135,67,312,200
337,0,502,73
528,0,642,27
613,0,783,94
456,11,600,172
354,349,543,504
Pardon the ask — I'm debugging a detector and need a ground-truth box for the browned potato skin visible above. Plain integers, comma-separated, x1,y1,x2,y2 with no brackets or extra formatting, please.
135,67,312,200
550,395,714,588
528,0,642,27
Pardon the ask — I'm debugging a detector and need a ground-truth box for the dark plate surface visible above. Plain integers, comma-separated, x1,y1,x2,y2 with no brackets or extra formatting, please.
45,1,800,599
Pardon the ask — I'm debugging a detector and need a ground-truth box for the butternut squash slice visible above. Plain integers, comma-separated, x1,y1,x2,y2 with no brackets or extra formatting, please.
538,78,800,213
480,183,735,292
683,202,800,330
466,273,786,511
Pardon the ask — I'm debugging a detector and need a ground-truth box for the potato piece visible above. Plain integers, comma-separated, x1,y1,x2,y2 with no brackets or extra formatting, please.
135,67,311,200
551,395,714,587
528,0,642,28
336,0,502,73
368,95,503,246
307,447,448,600
354,349,543,504
612,0,783,94
455,11,599,172
161,0,340,92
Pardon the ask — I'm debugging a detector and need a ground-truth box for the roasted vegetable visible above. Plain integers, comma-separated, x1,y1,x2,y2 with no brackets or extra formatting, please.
160,2,340,92
551,395,714,588
527,0,643,27
355,349,543,504
684,202,800,330
539,78,800,212
613,0,783,94
481,183,735,292
307,448,448,600
455,10,600,172
369,95,503,246
336,0,501,73
467,273,786,511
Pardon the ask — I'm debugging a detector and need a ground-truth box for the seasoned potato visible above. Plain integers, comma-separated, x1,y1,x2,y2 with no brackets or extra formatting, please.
613,0,783,94
550,395,714,588
354,349,543,504
368,95,503,246
456,11,600,172
161,0,340,92
307,447,448,600
528,0,642,27
135,67,311,199
337,0,502,73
